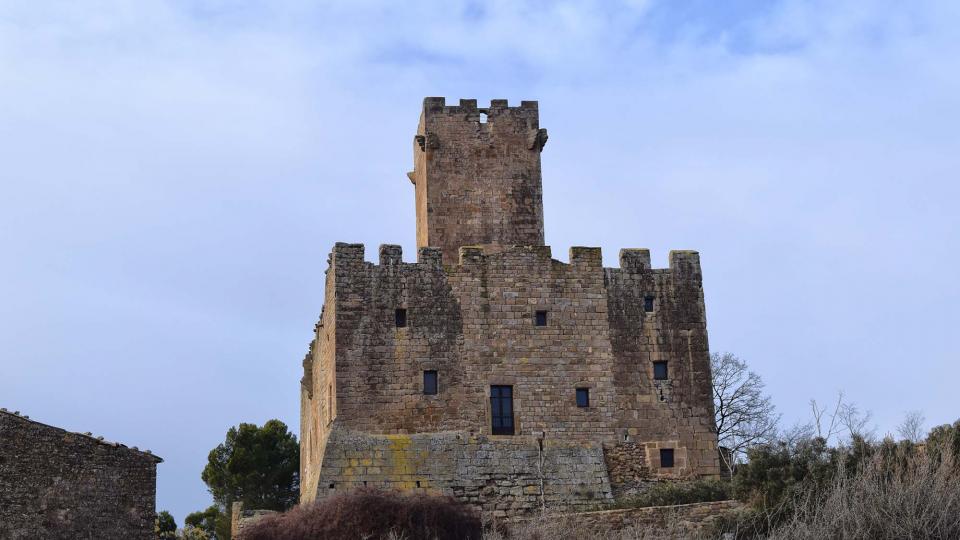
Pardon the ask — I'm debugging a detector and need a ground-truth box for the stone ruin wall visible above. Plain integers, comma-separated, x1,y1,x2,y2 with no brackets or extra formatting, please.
0,410,161,540
300,242,718,514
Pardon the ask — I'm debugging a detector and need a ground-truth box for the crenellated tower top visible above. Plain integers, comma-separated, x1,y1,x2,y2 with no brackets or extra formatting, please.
408,97,548,265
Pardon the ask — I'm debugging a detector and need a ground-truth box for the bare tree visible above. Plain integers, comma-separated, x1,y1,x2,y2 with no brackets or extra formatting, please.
809,391,876,445
810,393,844,443
711,352,780,476
897,410,926,443
780,421,816,450
838,401,875,441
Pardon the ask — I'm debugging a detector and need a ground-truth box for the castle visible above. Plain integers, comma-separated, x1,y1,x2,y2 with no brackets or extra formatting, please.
299,98,719,517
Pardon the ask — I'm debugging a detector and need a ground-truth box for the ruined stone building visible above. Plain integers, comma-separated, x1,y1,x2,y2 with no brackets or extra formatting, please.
299,98,719,517
0,408,161,539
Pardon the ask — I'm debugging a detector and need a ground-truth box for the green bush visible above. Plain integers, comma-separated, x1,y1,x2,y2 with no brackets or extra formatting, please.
608,478,732,509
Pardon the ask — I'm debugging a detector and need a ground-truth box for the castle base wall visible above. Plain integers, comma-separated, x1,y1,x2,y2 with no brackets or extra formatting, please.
314,424,613,518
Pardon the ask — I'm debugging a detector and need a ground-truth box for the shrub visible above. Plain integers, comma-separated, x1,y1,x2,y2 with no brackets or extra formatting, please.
482,514,695,540
768,445,960,539
241,487,482,540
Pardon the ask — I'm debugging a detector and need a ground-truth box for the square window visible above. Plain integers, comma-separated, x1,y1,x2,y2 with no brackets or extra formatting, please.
660,448,675,468
653,361,668,381
535,310,548,327
395,308,407,328
644,296,655,312
576,388,590,408
423,370,438,395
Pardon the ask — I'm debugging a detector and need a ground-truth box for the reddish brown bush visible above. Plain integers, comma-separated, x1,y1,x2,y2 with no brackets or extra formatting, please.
241,487,482,540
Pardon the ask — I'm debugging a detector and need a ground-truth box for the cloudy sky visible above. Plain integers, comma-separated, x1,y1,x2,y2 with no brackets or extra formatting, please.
2,0,958,523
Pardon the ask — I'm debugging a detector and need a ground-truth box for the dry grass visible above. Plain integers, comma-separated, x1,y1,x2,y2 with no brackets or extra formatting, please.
768,447,960,540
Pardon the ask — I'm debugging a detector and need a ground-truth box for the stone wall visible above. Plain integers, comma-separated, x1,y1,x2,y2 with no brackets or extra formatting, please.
511,500,742,536
231,502,277,539
300,247,339,501
603,442,652,498
0,409,161,540
315,427,611,517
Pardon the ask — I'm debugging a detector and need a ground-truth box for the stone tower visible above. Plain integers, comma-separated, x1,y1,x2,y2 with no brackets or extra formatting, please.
300,98,720,518
409,97,548,264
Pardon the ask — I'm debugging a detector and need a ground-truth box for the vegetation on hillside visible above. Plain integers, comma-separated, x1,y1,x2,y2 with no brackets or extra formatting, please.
164,420,300,540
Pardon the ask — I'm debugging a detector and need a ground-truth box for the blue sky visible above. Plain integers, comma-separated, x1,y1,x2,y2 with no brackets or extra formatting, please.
1,0,958,524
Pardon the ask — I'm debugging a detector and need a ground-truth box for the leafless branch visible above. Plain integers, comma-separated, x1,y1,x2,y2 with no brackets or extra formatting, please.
711,352,780,476
897,410,926,443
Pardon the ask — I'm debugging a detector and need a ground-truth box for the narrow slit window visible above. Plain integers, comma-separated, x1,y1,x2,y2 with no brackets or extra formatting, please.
535,310,548,327
653,361,669,381
576,388,590,408
660,448,675,468
644,296,655,312
490,385,514,435
327,384,333,424
395,308,407,328
423,370,438,395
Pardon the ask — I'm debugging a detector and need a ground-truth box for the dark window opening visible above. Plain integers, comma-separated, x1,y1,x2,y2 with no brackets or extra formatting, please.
395,308,407,328
329,482,335,489
576,388,590,408
416,480,421,488
535,310,548,326
660,448,675,468
490,385,515,435
644,296,655,312
423,370,438,395
653,361,669,381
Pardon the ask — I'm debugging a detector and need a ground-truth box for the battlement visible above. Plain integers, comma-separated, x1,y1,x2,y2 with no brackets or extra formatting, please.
422,97,539,114
330,243,700,275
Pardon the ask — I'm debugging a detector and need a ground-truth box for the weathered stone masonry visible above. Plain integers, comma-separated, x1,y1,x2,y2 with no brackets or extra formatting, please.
300,98,719,517
0,409,161,540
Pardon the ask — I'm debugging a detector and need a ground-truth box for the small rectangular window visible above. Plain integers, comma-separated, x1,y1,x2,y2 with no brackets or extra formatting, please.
576,388,590,408
423,370,438,395
535,310,547,327
395,308,407,328
653,361,668,380
660,448,675,468
644,296,655,312
490,385,514,435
